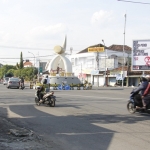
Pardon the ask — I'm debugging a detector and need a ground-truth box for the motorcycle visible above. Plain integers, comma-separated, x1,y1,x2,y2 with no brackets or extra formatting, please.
35,91,56,107
127,90,150,114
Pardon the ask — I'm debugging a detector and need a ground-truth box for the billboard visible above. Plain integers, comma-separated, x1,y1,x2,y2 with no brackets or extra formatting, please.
88,47,104,52
132,39,150,71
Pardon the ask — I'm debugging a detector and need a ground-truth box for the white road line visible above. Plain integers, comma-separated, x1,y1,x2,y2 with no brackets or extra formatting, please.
0,103,35,106
56,93,127,100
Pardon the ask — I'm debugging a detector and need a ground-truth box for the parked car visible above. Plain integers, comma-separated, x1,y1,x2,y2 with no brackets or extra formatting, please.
3,77,10,85
7,77,20,89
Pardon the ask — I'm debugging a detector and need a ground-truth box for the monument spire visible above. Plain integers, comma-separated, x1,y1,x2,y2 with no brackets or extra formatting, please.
62,35,67,52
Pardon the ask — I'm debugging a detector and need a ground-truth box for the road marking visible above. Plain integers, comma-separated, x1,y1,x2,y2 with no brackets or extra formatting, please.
0,103,35,106
56,93,127,100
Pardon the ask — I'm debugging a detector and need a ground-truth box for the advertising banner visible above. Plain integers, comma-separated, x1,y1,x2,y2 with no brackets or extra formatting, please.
132,39,150,71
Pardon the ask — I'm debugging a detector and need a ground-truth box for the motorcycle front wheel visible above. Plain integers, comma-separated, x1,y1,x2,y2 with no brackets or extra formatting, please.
127,102,136,114
35,97,40,106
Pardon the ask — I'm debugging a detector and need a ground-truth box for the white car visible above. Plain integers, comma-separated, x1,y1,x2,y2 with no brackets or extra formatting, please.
3,77,9,85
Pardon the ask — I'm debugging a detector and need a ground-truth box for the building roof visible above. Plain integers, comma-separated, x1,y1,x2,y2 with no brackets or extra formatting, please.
77,43,107,54
110,66,128,71
77,44,132,54
107,45,132,54
23,61,33,66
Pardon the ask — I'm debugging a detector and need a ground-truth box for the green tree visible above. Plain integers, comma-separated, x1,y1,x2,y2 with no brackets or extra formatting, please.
6,69,15,77
14,69,20,77
0,65,16,78
0,63,38,81
20,52,23,69
16,62,20,69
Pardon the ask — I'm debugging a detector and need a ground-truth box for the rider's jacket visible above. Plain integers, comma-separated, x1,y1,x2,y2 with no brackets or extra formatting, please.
133,80,149,95
36,86,45,95
143,83,150,96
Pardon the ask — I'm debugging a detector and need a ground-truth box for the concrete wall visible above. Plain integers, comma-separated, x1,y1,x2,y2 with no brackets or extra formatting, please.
49,76,81,85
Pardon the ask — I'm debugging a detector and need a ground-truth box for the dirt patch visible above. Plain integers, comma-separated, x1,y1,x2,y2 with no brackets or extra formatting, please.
0,116,53,150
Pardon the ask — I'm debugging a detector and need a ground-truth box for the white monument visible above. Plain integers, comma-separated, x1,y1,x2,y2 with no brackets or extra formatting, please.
46,36,81,85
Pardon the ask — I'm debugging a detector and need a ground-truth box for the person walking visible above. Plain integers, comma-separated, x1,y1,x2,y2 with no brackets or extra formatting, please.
46,75,50,88
20,76,24,87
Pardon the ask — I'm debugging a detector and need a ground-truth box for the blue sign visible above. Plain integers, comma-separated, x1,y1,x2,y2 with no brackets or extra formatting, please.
39,67,42,73
116,74,124,80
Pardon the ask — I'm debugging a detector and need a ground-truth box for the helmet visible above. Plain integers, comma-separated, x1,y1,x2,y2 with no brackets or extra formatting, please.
140,77,148,82
146,75,150,82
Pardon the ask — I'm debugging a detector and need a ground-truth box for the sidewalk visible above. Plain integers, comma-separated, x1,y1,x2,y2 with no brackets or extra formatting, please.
92,86,134,90
24,81,135,91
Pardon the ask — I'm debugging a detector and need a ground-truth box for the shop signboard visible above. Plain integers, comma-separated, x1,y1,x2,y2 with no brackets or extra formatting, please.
132,39,150,71
88,47,104,52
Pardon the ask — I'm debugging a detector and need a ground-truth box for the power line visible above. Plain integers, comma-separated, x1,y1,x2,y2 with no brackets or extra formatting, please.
118,0,150,4
0,45,53,50
0,54,56,59
0,45,83,53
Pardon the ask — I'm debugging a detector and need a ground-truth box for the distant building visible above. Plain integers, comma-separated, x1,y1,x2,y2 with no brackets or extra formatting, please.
23,60,33,67
70,43,132,86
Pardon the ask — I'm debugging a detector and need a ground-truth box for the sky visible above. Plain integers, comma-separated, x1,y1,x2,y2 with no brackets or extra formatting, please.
0,0,150,65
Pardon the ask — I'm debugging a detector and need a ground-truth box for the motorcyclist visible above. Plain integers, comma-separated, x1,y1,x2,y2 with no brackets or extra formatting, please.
132,77,149,95
36,85,45,104
132,76,149,109
141,75,150,109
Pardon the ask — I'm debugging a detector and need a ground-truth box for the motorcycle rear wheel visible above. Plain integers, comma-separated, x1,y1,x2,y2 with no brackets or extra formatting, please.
50,98,55,107
127,102,136,114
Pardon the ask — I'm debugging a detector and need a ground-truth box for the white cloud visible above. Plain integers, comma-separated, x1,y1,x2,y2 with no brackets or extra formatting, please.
91,10,114,25
28,23,68,39
16,23,70,49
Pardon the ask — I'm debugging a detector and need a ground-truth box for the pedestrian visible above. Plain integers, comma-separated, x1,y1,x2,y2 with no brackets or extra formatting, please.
46,75,50,88
20,76,24,87
42,75,47,85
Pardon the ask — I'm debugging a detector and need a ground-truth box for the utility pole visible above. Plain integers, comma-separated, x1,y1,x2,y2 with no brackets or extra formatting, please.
70,47,73,55
81,63,83,83
37,52,40,82
122,14,127,87
102,40,106,86
96,46,100,87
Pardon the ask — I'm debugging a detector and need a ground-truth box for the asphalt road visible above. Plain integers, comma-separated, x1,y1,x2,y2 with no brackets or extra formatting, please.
0,84,150,150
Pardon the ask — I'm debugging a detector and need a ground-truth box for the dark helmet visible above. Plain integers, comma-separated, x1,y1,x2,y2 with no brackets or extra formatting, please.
141,77,148,82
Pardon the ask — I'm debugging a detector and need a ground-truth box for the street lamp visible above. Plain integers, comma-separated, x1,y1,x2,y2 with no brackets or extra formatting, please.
28,51,35,67
102,39,106,86
28,51,35,80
